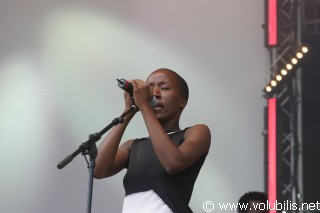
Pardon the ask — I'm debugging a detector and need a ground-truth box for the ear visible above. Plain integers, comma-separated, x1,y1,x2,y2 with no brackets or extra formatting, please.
179,99,187,110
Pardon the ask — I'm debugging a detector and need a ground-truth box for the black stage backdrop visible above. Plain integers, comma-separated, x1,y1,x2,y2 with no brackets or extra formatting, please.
302,35,320,204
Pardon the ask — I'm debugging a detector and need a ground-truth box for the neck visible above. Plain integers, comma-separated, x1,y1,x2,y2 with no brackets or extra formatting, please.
161,121,180,133
159,112,182,133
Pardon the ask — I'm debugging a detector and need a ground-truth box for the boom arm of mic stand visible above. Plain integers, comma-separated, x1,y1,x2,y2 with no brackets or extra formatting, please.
57,104,137,169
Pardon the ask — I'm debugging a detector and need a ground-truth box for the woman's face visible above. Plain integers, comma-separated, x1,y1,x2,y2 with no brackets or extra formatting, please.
146,69,186,124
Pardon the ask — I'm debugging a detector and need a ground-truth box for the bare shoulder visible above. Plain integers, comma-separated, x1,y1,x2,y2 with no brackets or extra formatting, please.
184,124,211,154
185,124,211,138
119,139,135,151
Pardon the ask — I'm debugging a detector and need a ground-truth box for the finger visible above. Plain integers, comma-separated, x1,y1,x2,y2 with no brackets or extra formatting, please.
131,80,145,90
134,79,146,86
131,80,138,89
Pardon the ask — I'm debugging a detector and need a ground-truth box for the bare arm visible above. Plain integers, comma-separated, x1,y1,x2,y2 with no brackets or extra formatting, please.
94,93,136,179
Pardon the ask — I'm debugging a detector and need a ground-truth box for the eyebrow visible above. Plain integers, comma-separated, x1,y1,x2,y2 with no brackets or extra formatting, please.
148,81,168,87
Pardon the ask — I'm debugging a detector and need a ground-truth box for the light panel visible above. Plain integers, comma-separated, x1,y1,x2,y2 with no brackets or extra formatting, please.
268,98,277,213
267,0,278,46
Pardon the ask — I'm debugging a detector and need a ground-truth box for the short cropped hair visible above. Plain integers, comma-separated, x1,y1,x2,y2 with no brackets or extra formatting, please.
238,191,268,213
155,68,189,101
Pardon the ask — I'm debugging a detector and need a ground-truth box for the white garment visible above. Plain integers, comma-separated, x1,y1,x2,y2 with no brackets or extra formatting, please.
122,190,173,213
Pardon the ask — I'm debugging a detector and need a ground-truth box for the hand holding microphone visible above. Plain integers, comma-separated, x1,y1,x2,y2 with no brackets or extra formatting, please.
117,79,158,108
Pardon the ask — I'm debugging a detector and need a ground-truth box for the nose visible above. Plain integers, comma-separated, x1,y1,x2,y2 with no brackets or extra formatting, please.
152,86,161,98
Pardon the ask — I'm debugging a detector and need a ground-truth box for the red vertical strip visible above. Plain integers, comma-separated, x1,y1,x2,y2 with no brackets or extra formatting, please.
268,98,277,212
268,0,278,46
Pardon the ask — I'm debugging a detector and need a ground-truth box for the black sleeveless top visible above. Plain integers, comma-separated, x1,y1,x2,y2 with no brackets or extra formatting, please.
123,129,206,213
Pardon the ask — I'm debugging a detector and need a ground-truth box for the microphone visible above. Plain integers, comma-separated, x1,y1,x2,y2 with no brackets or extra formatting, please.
117,79,133,97
117,79,158,108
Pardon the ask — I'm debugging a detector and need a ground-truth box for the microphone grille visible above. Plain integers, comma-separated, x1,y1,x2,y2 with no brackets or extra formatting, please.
149,96,158,108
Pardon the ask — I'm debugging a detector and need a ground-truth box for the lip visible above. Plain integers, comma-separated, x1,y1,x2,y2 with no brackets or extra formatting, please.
153,104,163,111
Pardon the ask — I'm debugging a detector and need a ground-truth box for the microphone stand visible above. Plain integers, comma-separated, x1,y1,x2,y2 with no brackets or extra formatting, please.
57,104,137,213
